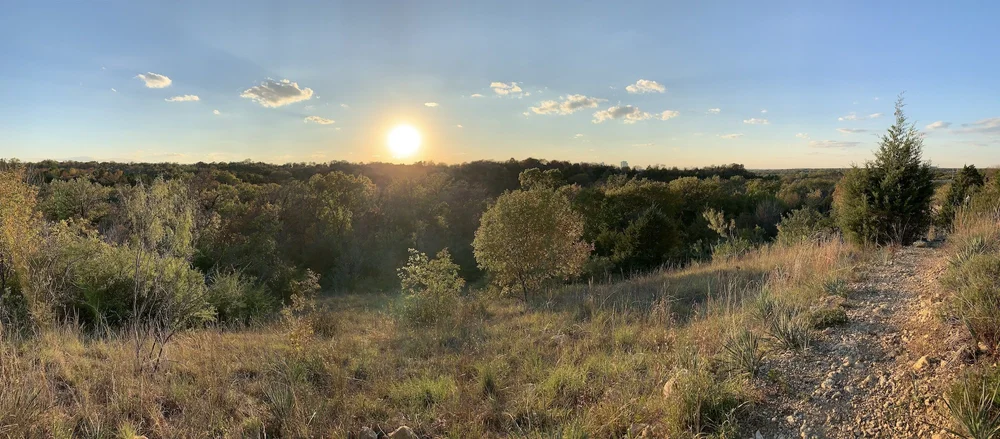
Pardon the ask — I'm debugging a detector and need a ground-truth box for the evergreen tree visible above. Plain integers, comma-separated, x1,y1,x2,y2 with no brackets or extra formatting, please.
834,95,935,245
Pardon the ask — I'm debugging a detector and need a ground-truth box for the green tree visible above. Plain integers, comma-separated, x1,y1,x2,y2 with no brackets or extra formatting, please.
938,164,985,228
473,189,590,299
834,96,935,245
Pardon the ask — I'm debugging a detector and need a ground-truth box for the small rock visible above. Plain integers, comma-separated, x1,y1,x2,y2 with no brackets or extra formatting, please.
755,430,765,439
662,369,689,399
359,427,378,439
952,345,976,364
912,355,930,370
388,426,418,439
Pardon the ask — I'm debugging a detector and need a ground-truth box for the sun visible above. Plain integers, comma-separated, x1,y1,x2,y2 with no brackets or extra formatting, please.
387,124,421,158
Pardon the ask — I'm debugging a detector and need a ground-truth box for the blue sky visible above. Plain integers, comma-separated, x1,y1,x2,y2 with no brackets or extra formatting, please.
2,0,1000,168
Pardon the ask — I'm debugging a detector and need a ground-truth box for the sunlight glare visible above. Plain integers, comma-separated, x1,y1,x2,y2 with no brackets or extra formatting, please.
387,124,421,158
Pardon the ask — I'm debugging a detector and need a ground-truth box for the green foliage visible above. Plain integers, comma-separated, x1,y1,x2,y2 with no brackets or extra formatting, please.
473,189,591,298
41,177,110,222
519,168,563,190
206,269,276,324
834,96,935,246
721,328,765,378
776,207,833,246
397,248,465,325
766,308,812,350
939,165,986,228
945,369,1000,439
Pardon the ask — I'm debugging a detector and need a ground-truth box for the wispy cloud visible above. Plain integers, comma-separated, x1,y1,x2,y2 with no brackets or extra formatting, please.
954,117,1000,134
718,133,743,139
456,124,463,128
796,133,810,139
490,82,526,97
165,95,199,102
241,79,314,108
530,94,605,115
340,103,350,109
470,93,484,98
836,128,869,134
592,105,651,124
659,110,680,120
304,116,334,125
743,118,769,125
625,79,665,94
925,121,951,130
761,109,768,113
707,108,721,114
424,102,439,107
838,112,883,121
809,140,861,148
135,72,171,88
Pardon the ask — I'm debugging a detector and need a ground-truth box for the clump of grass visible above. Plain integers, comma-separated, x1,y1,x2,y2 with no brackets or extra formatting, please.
390,376,458,410
948,236,992,268
943,253,1000,352
805,308,849,329
944,369,1000,439
663,366,745,438
823,278,851,297
766,309,811,351
721,328,765,378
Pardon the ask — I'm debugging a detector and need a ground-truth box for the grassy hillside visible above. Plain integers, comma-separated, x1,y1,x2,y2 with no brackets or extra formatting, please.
0,239,857,438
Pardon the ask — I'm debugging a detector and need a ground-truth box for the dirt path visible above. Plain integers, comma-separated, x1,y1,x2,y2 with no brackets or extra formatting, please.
755,245,969,439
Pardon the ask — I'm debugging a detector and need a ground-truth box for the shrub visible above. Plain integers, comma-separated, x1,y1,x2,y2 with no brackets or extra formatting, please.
721,328,765,378
206,269,276,324
397,248,465,326
945,369,1000,439
766,308,812,350
938,165,986,229
776,207,833,246
833,96,935,246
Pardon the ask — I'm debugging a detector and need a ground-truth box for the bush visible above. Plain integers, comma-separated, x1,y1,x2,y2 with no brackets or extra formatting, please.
776,207,833,246
945,368,1000,439
938,165,986,229
397,248,465,326
206,270,276,324
721,328,765,378
834,96,935,246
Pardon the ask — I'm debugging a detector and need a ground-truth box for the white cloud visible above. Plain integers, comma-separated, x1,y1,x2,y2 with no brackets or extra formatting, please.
304,116,335,125
592,105,652,124
659,110,680,120
761,109,768,113
213,109,220,115
340,103,350,109
743,118,769,125
925,121,951,130
135,72,172,88
836,128,869,134
809,140,861,148
490,82,525,96
625,79,666,94
954,117,1000,134
165,94,199,102
424,102,439,107
718,133,744,139
573,133,584,138
530,94,605,115
456,124,463,128
110,88,117,92
707,108,721,114
796,133,810,139
839,112,883,121
470,93,484,98
241,79,314,108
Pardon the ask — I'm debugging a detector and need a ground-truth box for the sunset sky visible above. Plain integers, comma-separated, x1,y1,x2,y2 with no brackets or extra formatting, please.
2,0,1000,168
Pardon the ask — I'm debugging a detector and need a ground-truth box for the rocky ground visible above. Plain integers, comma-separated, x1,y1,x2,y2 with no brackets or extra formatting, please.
751,244,977,439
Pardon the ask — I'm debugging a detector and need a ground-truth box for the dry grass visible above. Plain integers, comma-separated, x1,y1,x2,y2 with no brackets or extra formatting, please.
0,240,856,438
